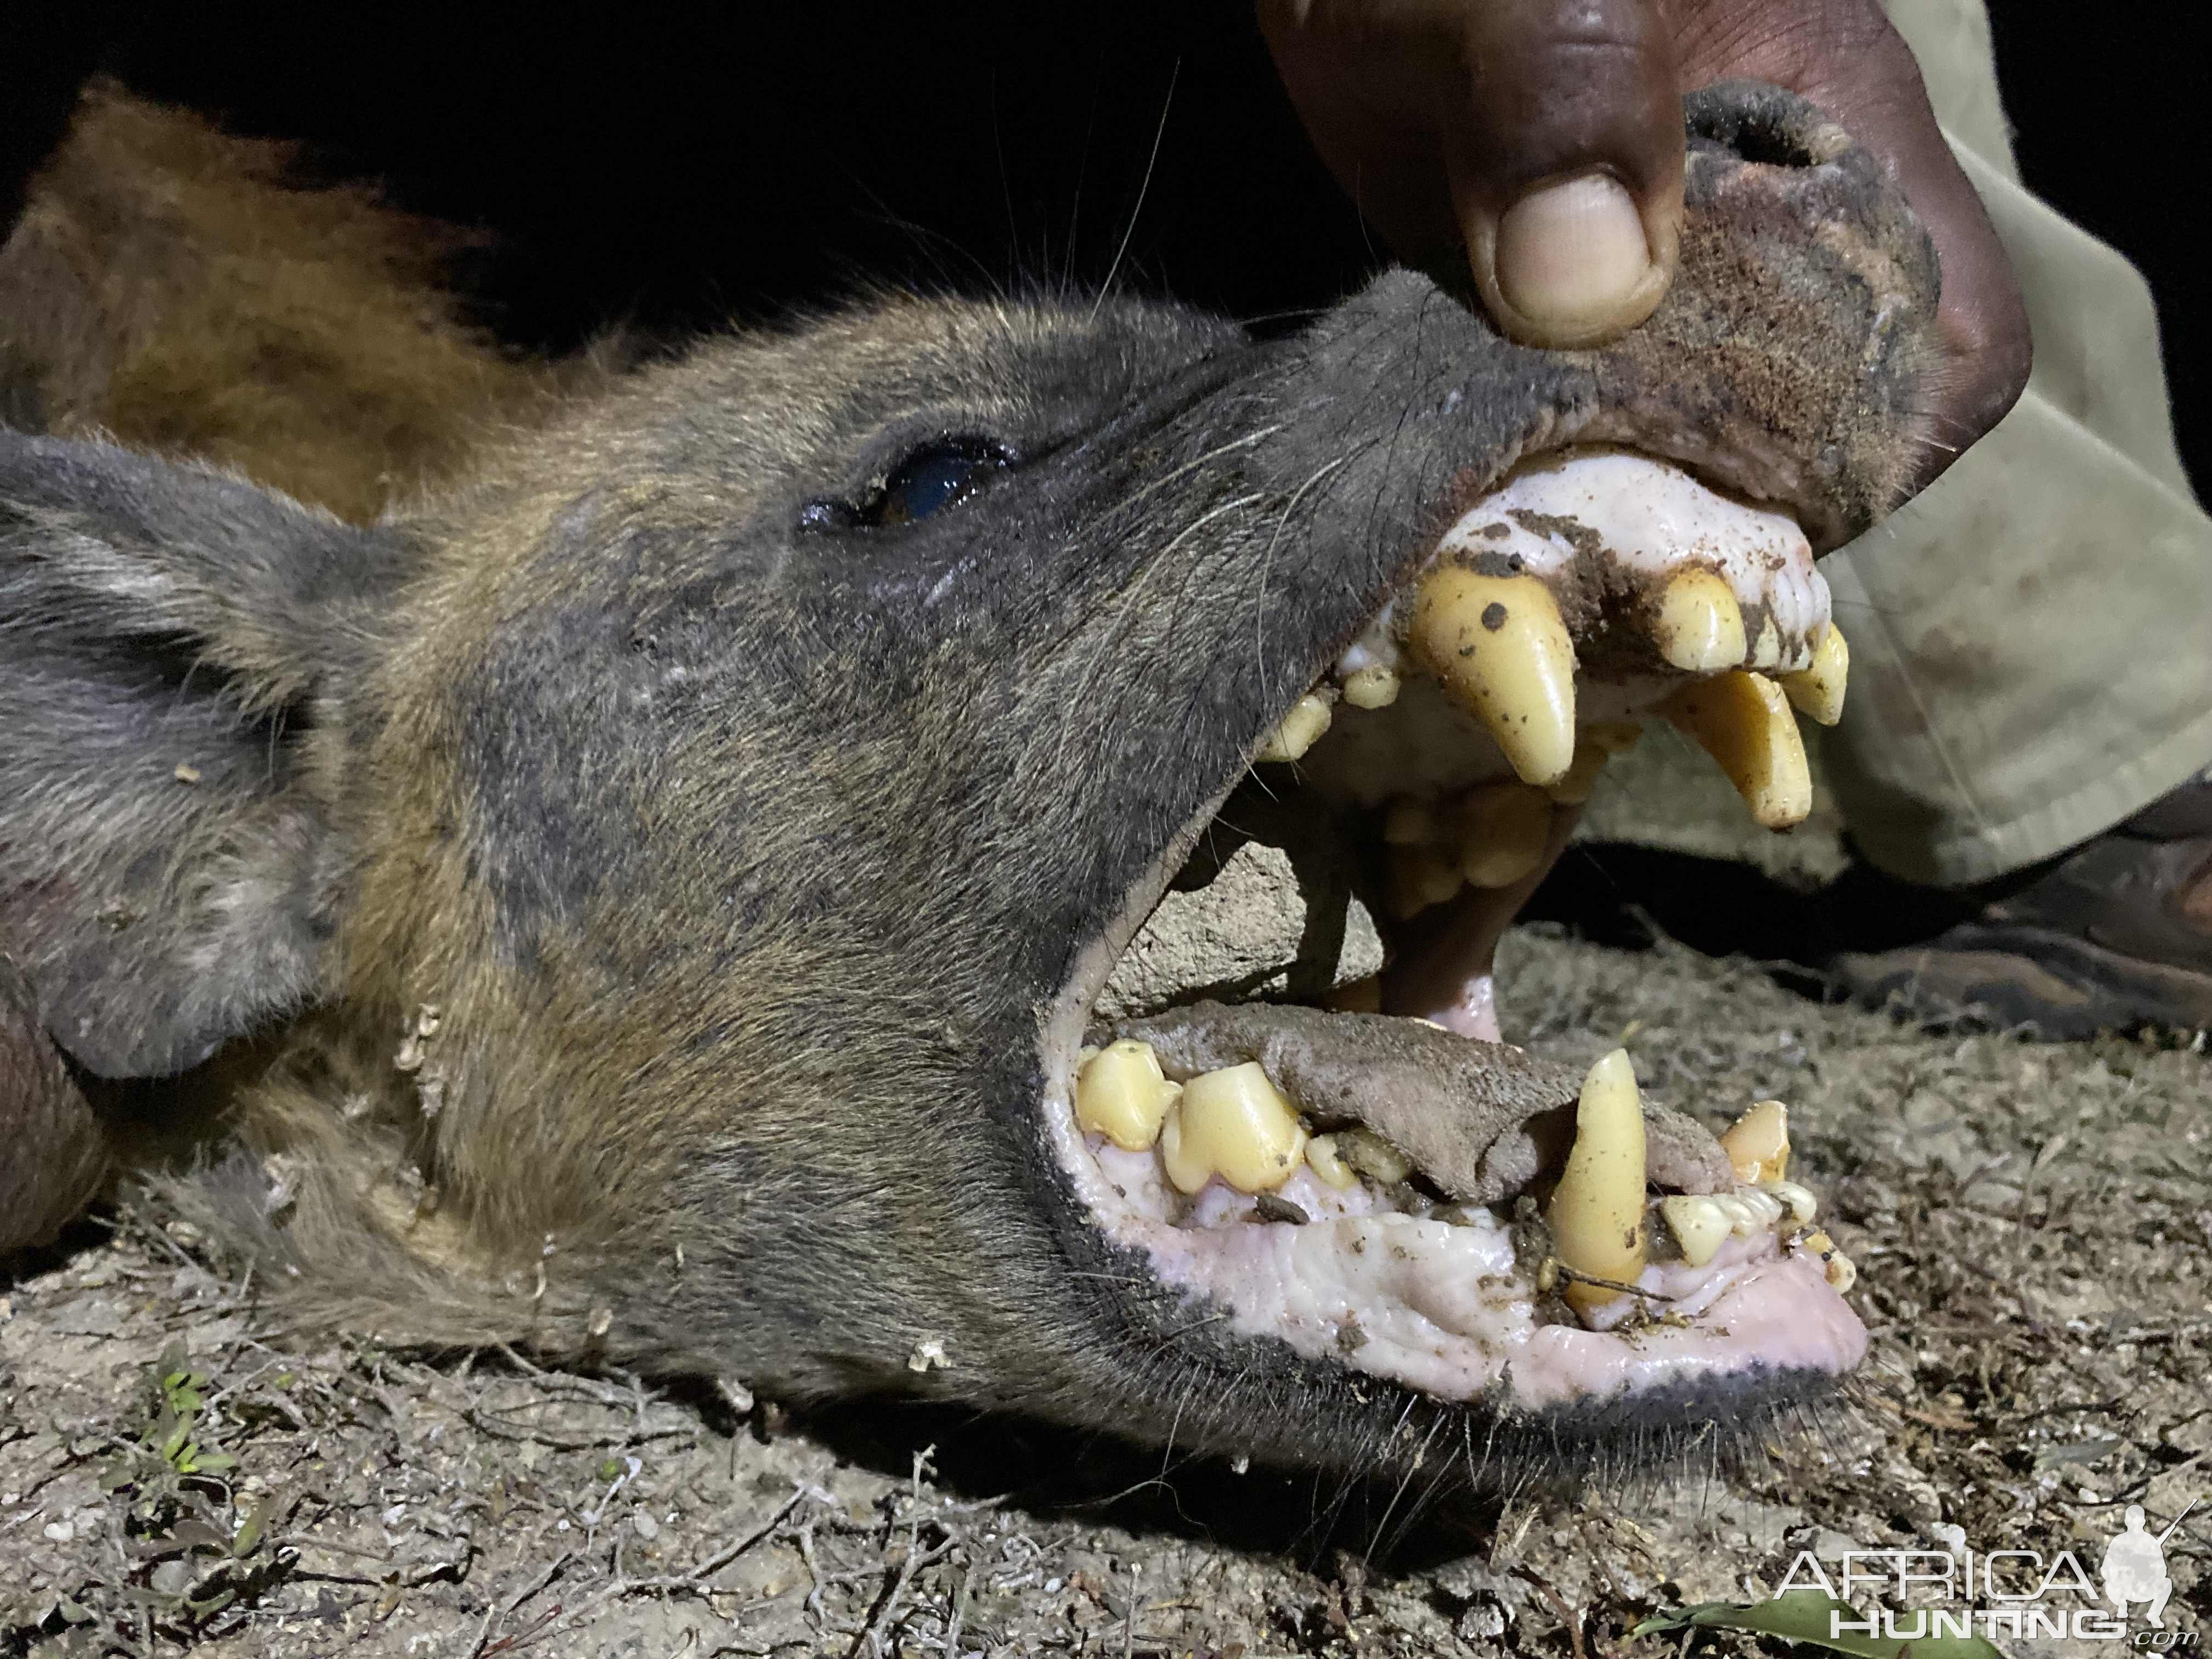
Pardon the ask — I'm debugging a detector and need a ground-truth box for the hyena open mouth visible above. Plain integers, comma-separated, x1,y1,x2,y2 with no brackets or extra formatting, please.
1040,446,1865,1433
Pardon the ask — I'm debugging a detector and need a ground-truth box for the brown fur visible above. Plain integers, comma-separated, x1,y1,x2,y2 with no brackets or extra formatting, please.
2,83,1943,1476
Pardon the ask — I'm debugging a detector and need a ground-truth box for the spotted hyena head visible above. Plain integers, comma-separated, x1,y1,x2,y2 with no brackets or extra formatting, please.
2,83,1935,1481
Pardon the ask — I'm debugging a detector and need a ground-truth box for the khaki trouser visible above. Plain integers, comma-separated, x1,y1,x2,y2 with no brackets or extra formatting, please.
1818,0,2212,885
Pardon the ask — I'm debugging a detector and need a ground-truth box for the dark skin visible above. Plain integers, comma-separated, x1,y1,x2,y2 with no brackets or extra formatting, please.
1261,0,2031,487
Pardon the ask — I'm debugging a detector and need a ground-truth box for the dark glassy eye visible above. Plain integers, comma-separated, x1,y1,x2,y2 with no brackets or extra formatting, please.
799,436,1014,534
871,437,1011,527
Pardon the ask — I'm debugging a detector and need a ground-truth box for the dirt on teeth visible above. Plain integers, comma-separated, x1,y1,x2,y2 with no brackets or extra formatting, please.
1070,1034,1859,1332
1252,448,1858,882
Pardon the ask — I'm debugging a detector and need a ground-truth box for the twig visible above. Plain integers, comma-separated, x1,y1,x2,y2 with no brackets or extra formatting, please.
470,1548,578,1657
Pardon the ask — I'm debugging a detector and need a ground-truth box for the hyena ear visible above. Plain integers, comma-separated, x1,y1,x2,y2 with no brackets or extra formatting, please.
0,432,407,1077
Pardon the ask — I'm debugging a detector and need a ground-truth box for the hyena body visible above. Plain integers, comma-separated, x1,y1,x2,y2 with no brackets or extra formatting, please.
3,83,1938,1479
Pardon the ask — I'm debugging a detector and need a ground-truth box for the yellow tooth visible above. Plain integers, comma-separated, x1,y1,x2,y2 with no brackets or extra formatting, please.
1407,568,1577,787
1729,1187,1785,1234
1159,1062,1307,1195
1074,1040,1182,1152
1334,1127,1413,1187
1659,1195,1732,1268
1659,671,1813,830
1750,615,1782,670
1382,797,1441,846
1801,1229,1857,1293
1255,692,1334,763
1779,623,1849,726
1545,744,1610,806
1719,1098,1790,1183
1304,1135,1358,1190
1340,665,1401,710
1456,781,1553,888
1650,569,1746,673
1546,1048,1647,1314
1388,844,1465,918
1761,1178,1818,1224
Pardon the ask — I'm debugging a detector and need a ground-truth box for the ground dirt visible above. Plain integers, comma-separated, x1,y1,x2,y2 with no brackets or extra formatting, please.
5,755,2209,1658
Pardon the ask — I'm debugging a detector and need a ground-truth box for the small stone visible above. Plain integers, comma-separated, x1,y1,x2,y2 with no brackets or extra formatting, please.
632,1513,659,1541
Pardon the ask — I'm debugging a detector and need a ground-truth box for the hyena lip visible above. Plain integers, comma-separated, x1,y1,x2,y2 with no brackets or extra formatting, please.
1036,444,1865,1431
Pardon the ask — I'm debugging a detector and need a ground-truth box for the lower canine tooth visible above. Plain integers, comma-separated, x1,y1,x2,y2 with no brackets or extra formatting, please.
1256,692,1334,763
1075,1040,1182,1152
1457,782,1552,888
1779,623,1849,726
1547,1048,1648,1314
1340,665,1401,709
1650,569,1746,673
1160,1062,1307,1195
1719,1099,1790,1183
1407,567,1577,788
1660,1195,1732,1267
1659,671,1813,830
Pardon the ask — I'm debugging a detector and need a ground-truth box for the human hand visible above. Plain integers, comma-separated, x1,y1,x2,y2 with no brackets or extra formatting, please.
1260,0,2029,472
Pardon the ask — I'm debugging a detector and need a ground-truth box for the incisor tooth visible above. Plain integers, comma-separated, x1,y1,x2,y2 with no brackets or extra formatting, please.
1457,782,1553,888
1546,1048,1647,1314
1659,671,1813,830
1730,1187,1785,1233
1255,692,1334,764
1341,665,1401,709
1750,615,1782,670
1762,1178,1818,1224
1660,1194,1732,1268
1074,1040,1182,1152
1407,567,1577,787
1650,568,1746,673
1159,1062,1307,1195
1304,1135,1358,1189
1780,623,1849,726
1719,1099,1790,1183
1802,1229,1857,1292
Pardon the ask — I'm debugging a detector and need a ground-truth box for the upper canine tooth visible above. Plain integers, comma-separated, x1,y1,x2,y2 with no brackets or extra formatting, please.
1546,1048,1648,1314
1159,1062,1307,1195
1650,568,1747,673
1779,623,1849,726
1255,692,1334,763
1075,1040,1182,1152
1407,567,1577,788
1456,781,1553,888
1340,665,1402,709
1660,1194,1731,1267
1719,1098,1790,1183
1658,671,1813,830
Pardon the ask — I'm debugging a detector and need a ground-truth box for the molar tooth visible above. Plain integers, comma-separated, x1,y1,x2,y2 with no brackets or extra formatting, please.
1546,1048,1647,1314
1456,782,1553,888
1305,1135,1358,1190
1407,567,1577,787
1159,1062,1307,1195
1383,797,1442,846
1334,1127,1413,1187
1074,1040,1182,1152
1659,671,1813,830
1388,844,1466,918
1255,692,1334,764
1761,1178,1818,1224
1719,1099,1790,1183
1650,569,1746,673
1779,623,1849,726
1659,1194,1732,1268
1340,665,1402,709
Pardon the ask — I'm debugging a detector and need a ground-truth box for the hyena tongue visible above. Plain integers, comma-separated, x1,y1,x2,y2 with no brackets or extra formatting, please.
1097,1000,1734,1206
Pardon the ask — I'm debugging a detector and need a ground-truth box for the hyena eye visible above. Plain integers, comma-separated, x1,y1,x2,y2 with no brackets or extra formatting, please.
800,436,1014,532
